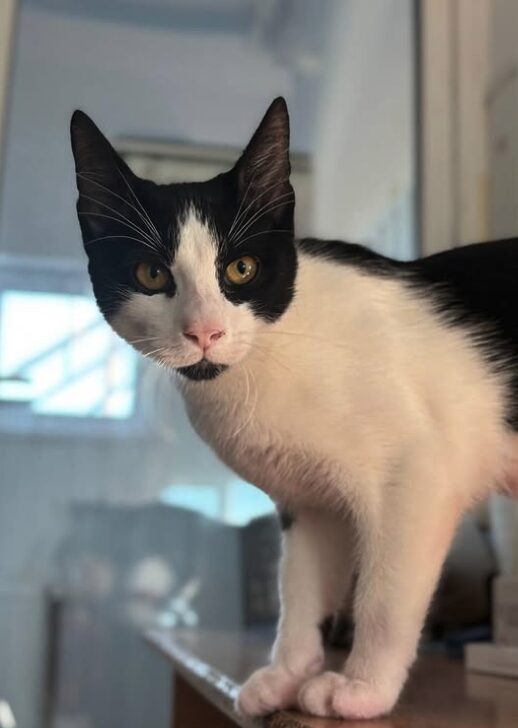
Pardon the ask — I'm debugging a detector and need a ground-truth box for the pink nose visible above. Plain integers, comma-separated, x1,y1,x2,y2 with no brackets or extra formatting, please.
183,326,225,350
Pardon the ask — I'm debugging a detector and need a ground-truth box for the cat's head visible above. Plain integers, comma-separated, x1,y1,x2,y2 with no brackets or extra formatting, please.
70,98,296,381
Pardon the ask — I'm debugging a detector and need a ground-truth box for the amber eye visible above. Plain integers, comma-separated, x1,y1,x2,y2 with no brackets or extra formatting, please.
134,262,170,292
225,256,258,286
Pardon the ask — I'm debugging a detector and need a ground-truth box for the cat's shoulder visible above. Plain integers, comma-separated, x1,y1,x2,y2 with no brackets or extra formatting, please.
296,237,402,277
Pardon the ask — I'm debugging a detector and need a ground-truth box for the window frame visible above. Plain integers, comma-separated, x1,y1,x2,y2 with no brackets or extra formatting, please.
0,254,147,439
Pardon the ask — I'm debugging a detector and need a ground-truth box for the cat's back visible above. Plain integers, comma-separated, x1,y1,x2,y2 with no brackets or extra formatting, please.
297,236,518,346
411,238,518,360
413,237,518,307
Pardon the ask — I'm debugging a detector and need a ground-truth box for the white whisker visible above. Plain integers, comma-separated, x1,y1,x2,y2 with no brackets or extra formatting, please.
233,228,292,250
78,212,162,254
77,171,163,248
85,233,159,248
227,169,259,239
127,335,165,345
79,193,158,247
115,166,165,249
231,191,294,244
257,329,350,350
229,365,258,439
229,179,291,242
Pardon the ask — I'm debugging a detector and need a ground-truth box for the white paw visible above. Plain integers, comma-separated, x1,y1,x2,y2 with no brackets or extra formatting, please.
298,671,398,720
236,665,305,717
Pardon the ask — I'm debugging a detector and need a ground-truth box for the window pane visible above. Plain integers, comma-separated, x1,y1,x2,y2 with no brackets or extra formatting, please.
160,485,222,520
0,290,137,419
224,480,274,526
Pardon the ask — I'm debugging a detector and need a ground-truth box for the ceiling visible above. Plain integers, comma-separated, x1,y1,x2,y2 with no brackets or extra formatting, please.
23,0,334,68
25,0,268,34
23,0,335,150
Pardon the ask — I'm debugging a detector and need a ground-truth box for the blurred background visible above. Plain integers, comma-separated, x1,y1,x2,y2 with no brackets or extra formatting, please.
0,1,516,726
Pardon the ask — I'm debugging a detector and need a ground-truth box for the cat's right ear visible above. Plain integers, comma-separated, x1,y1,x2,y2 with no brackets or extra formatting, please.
70,111,136,241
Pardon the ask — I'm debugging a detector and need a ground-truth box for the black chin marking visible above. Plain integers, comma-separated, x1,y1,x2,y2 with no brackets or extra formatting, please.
279,510,295,530
177,360,228,381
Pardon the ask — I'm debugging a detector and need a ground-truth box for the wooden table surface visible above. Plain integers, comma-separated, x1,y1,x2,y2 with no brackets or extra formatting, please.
147,629,518,728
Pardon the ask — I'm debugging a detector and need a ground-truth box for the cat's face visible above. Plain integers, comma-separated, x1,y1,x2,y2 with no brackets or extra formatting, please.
71,98,296,381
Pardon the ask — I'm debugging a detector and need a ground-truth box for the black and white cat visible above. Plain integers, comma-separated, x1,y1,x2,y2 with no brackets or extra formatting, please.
71,98,518,720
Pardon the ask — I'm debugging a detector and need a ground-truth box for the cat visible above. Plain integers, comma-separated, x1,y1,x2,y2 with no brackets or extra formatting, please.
70,97,518,720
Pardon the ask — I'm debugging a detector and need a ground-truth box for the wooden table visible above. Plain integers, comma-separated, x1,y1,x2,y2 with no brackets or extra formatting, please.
147,629,518,728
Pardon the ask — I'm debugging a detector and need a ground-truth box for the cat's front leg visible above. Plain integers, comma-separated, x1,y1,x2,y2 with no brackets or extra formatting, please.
299,459,465,720
237,508,355,717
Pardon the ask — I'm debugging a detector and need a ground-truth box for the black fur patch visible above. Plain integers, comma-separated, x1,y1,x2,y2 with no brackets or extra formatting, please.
278,510,295,530
177,361,228,381
319,613,354,649
319,615,335,646
218,240,297,323
409,239,518,429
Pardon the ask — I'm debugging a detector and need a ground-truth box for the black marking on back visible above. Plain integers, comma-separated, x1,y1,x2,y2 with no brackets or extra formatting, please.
297,238,402,276
298,236,518,430
410,238,518,429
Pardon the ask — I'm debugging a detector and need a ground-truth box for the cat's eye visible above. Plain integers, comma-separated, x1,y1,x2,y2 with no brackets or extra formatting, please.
134,262,170,292
225,256,258,286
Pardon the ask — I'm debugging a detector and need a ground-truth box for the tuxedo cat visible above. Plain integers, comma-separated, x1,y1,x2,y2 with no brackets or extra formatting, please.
71,98,518,720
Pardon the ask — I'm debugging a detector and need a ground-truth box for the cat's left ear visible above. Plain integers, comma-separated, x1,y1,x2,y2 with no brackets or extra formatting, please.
233,97,294,223
70,110,139,242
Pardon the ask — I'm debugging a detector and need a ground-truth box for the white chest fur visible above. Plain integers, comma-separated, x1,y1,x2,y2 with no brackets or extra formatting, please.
178,255,509,514
180,372,344,510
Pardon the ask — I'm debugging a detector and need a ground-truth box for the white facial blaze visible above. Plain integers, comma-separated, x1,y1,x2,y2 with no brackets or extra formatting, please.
110,206,259,369
171,209,227,332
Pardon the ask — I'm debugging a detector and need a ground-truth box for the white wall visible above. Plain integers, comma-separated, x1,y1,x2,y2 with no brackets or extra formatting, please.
488,0,518,240
0,6,305,260
313,0,414,256
420,0,490,255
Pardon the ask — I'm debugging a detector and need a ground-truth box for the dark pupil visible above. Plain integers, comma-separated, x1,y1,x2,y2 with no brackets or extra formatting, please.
150,266,161,279
237,260,248,275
